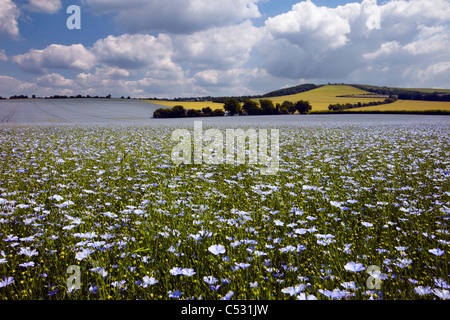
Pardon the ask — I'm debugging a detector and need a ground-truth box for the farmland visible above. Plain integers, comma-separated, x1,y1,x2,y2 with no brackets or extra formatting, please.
0,112,449,300
145,85,450,114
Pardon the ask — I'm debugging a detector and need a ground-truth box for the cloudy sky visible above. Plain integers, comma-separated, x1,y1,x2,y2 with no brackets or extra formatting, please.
1,0,449,98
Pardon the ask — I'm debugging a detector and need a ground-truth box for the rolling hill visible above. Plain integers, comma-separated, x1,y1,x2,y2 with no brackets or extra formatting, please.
145,83,450,113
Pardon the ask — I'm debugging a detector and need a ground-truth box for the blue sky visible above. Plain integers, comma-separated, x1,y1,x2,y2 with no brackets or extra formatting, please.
1,0,449,98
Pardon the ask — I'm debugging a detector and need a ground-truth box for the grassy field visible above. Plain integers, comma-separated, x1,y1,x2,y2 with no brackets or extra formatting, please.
0,123,449,300
143,100,224,110
351,100,450,112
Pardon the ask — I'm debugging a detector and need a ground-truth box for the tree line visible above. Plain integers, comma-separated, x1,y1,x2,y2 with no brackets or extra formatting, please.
4,94,115,100
153,98,312,118
397,93,450,102
153,106,225,118
328,97,398,111
351,84,450,102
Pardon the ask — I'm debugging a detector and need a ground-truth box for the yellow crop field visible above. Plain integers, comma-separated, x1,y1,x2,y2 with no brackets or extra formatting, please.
143,100,224,110
350,100,450,112
257,85,388,111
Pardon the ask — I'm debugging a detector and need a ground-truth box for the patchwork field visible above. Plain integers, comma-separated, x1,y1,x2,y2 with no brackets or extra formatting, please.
0,118,449,300
145,85,450,113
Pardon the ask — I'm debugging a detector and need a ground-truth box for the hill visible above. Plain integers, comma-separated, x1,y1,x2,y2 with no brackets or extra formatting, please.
256,85,389,112
145,83,450,113
261,83,319,97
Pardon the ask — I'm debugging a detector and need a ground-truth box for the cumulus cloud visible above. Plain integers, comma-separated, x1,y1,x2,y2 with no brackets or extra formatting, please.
173,21,263,71
84,0,261,34
76,66,131,90
257,0,450,88
0,49,8,61
35,73,74,88
91,34,175,70
25,0,62,14
265,0,352,51
0,0,20,39
11,44,96,73
3,0,450,98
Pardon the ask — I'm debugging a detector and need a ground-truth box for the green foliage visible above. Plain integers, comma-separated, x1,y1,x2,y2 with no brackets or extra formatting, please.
153,105,186,118
242,100,262,115
223,98,242,116
295,100,312,114
202,107,213,116
281,101,296,114
211,109,225,117
259,99,277,115
186,109,202,117
328,97,398,111
262,83,318,97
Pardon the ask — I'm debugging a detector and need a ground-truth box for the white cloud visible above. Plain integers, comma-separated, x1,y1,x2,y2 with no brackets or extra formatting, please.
0,0,20,39
11,44,96,73
25,0,62,14
265,1,352,51
35,73,74,87
0,76,34,96
363,41,402,60
3,0,450,98
92,34,175,70
84,0,261,34
0,49,8,61
257,0,450,88
173,21,263,70
403,25,450,55
76,66,131,89
417,62,450,80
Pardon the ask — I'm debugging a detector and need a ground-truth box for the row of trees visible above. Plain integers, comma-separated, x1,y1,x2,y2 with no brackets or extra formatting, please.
4,94,115,100
398,93,450,102
153,105,225,118
328,97,398,111
153,99,313,118
224,98,312,116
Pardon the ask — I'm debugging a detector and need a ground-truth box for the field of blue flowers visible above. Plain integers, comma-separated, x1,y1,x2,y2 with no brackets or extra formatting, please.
0,123,449,300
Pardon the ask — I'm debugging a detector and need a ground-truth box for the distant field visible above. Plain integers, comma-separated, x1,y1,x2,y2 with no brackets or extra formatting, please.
143,85,450,113
256,85,388,112
143,100,224,110
351,100,450,112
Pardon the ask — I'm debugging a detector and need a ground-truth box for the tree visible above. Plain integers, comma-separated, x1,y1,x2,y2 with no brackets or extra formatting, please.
242,100,261,115
295,100,312,114
223,98,242,116
153,108,174,118
187,109,202,117
202,107,213,116
281,101,296,114
259,99,277,115
212,109,225,117
172,105,186,117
